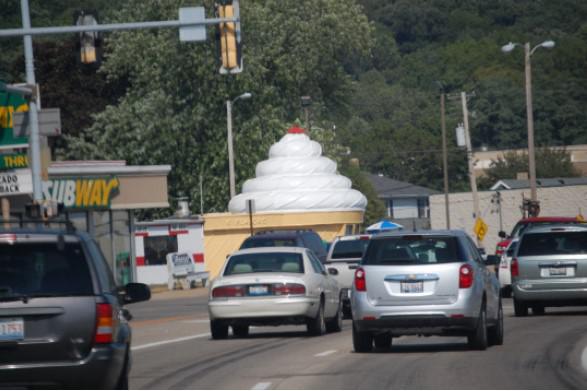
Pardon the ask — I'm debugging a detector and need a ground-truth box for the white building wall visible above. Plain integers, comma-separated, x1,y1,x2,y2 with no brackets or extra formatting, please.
393,198,418,219
430,185,587,253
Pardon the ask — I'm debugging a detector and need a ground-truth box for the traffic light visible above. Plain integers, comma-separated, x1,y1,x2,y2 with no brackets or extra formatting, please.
74,10,101,66
216,0,242,74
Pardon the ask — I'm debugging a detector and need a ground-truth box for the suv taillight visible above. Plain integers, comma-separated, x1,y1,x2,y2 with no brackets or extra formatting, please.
212,285,245,298
511,258,519,277
95,303,113,344
355,267,366,291
459,264,473,288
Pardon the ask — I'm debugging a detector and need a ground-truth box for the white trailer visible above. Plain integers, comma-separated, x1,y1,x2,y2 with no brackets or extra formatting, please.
133,217,206,286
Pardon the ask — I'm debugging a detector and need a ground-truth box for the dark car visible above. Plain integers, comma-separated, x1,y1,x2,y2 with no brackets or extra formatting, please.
239,230,328,263
0,223,150,389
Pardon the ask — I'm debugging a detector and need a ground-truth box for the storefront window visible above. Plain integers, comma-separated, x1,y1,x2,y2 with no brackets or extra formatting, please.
144,235,178,265
66,211,88,232
91,210,113,271
112,211,131,285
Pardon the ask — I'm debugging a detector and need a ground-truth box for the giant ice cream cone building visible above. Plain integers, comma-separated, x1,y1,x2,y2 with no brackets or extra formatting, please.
203,126,367,278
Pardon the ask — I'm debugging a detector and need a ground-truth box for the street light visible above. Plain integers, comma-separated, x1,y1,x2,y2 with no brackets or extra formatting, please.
501,39,555,202
227,92,252,199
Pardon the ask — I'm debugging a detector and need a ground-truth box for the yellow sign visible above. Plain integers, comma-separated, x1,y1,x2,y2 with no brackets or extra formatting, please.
473,217,488,241
577,214,585,222
42,177,120,209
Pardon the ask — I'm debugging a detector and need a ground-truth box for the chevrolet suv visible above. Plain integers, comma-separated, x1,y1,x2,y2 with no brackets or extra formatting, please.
0,224,150,389
351,230,502,352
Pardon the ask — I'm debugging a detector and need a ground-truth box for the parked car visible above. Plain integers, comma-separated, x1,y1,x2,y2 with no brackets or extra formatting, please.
498,238,519,297
511,224,587,316
325,234,371,317
0,225,151,389
239,229,328,263
351,230,502,352
208,247,342,338
495,216,583,256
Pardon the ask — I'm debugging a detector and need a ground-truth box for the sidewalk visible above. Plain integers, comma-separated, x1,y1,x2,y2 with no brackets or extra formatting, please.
148,285,209,301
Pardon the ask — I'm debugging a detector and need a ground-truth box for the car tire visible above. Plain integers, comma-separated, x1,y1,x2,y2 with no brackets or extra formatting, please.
468,306,488,351
352,322,373,353
325,296,343,333
373,333,392,350
232,325,249,338
532,306,545,315
500,286,512,298
210,320,229,339
488,301,504,346
115,351,130,390
513,299,528,317
307,301,326,336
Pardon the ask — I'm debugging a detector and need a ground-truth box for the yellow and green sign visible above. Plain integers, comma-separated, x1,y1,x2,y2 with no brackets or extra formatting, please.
0,153,28,170
0,91,29,146
42,177,120,209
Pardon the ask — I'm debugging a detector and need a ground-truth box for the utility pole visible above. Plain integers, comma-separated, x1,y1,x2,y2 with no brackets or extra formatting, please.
440,92,450,229
226,99,236,199
524,42,538,202
461,91,482,247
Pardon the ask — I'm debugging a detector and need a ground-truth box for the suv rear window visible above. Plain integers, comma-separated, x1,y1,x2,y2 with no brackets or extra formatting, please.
330,239,369,261
518,231,587,256
363,236,464,265
224,252,304,275
240,238,297,249
0,242,93,298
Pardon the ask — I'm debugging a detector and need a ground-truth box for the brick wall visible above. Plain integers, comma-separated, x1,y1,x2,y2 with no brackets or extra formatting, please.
430,185,587,253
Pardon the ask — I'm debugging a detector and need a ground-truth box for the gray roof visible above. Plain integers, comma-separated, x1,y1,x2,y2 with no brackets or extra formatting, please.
491,177,587,191
364,172,439,199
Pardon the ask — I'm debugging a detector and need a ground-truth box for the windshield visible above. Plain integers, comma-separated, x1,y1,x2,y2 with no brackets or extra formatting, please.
518,231,587,256
224,252,304,275
329,239,369,261
240,238,297,249
0,242,93,299
363,236,464,265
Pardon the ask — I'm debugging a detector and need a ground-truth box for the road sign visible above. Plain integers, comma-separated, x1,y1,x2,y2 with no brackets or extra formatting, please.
0,169,33,196
473,217,488,242
179,7,206,42
13,108,61,137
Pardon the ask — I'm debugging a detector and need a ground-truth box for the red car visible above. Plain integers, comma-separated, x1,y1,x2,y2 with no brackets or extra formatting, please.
495,216,584,256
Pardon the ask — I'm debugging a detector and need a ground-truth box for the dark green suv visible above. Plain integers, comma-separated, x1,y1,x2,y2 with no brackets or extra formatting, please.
240,229,328,263
0,224,150,389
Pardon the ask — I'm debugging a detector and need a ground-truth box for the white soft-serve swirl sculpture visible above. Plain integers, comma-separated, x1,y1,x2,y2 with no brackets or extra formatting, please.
228,127,367,213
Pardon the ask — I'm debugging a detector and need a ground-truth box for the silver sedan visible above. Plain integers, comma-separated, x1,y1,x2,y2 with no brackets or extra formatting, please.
208,247,342,338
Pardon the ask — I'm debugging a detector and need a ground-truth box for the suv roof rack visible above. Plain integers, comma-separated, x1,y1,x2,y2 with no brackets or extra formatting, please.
0,217,77,233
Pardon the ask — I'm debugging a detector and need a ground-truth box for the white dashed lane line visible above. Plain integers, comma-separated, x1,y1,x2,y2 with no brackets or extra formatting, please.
251,382,272,390
314,349,337,357
132,332,211,351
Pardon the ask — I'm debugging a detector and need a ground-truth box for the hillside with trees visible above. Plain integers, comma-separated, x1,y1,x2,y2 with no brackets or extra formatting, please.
1,0,586,217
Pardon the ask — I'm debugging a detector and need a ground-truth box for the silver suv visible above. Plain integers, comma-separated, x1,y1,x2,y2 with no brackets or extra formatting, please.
0,225,150,388
351,230,502,352
512,224,587,316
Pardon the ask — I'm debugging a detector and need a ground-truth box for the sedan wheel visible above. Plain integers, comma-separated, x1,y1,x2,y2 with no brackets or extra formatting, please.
467,306,488,351
307,301,326,336
352,322,373,353
210,320,229,340
513,299,528,317
232,325,249,338
325,296,343,333
373,333,392,350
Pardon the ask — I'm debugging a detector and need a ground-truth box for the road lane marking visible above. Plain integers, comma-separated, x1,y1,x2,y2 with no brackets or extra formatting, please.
314,349,337,357
582,346,587,371
251,382,271,390
132,332,210,351
182,319,210,324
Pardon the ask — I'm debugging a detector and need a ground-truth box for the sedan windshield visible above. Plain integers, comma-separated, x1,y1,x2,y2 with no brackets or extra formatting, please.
363,236,464,265
224,252,304,275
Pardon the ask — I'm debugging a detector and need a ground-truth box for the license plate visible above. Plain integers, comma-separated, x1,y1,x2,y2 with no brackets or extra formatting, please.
549,267,567,276
248,285,269,296
401,281,423,293
0,318,24,341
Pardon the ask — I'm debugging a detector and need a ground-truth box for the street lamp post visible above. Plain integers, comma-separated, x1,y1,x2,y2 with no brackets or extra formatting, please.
226,92,252,199
501,40,555,202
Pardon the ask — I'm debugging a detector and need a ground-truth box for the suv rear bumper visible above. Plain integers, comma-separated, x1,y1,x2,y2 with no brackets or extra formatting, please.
0,344,126,389
354,316,477,336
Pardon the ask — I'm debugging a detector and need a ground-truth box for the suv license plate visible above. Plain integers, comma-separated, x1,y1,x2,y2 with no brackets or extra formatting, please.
248,285,269,296
0,318,24,341
401,281,423,294
549,267,567,276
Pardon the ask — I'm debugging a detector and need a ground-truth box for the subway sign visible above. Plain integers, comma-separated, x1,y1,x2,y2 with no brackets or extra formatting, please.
42,177,120,209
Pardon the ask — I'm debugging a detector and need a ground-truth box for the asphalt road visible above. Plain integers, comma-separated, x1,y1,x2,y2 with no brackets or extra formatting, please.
127,292,587,389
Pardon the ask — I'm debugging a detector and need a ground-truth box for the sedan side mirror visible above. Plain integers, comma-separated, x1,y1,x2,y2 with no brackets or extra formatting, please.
328,267,339,276
121,282,151,304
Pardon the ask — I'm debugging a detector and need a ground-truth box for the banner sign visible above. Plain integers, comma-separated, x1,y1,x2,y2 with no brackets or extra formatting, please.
0,91,29,147
42,177,120,209
0,169,33,196
0,153,28,170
